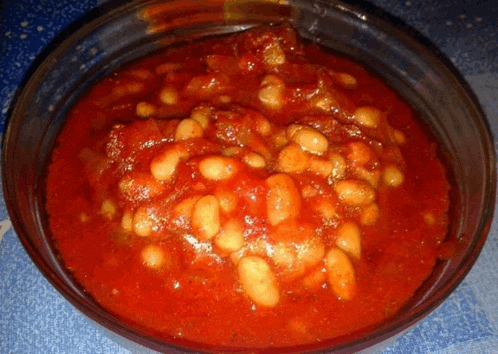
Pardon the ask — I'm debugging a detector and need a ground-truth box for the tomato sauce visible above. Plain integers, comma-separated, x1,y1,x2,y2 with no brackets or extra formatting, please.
46,24,451,349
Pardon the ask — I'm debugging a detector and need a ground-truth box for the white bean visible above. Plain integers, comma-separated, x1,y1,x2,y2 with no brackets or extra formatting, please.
230,238,271,265
254,116,271,136
192,195,220,241
273,242,298,270
266,173,301,226
325,248,356,301
261,74,284,88
125,82,145,94
155,62,182,74
133,207,155,237
394,129,406,145
336,73,357,88
424,212,435,225
79,213,89,223
273,129,288,148
314,198,338,222
309,158,333,178
353,106,382,128
382,165,404,187
136,101,156,117
291,127,329,155
150,145,188,181
159,86,179,105
190,106,212,129
263,42,286,66
243,152,266,169
121,211,133,231
218,95,231,103
215,219,245,253
101,199,116,219
259,85,283,110
268,219,313,244
214,185,239,214
361,203,380,226
129,69,152,80
199,156,238,181
297,238,325,268
334,179,375,206
314,94,337,112
112,83,136,97
259,75,284,110
336,222,361,259
277,144,310,173
238,256,280,307
173,195,201,221
329,154,347,182
286,124,304,140
175,118,203,141
141,244,166,270
354,166,381,188
230,248,245,265
222,146,243,157
348,142,372,165
303,268,327,290
301,185,318,198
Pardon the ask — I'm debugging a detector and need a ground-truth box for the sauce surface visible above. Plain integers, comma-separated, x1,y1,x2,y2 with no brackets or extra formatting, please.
46,24,450,349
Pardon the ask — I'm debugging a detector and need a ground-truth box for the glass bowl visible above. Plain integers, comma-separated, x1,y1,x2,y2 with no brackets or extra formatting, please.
2,0,495,353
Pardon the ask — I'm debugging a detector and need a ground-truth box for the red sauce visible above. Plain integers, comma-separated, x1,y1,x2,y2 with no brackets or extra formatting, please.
46,24,450,349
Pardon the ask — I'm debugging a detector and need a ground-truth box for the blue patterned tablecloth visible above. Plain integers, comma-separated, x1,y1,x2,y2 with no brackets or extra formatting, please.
1,0,497,353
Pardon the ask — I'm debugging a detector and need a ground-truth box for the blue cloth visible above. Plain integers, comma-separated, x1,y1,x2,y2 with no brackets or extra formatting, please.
1,0,497,353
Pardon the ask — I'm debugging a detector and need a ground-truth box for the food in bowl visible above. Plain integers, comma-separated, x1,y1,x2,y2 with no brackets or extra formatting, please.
46,24,453,348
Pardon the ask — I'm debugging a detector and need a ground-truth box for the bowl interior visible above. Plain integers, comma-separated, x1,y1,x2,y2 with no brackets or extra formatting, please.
2,0,495,353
